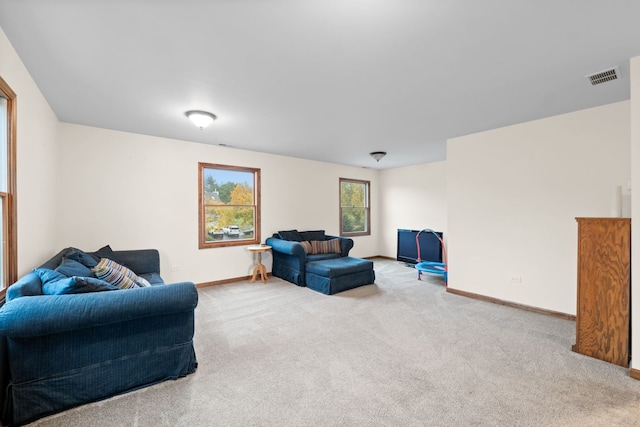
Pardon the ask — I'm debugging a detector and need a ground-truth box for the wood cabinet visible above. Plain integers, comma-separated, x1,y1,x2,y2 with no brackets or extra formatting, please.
573,217,630,367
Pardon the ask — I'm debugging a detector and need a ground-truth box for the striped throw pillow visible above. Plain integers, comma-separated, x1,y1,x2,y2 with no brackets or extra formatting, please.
299,241,312,254
92,258,141,290
310,238,341,255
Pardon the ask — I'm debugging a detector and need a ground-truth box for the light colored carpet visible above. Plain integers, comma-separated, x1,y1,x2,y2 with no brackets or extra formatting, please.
29,258,640,426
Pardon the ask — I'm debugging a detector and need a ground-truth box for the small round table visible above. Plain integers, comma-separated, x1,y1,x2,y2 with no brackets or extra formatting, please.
247,245,271,283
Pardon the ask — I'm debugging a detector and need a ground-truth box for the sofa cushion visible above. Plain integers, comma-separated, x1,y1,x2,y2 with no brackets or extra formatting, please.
92,258,143,289
33,268,117,295
55,257,94,278
300,230,325,241
278,230,303,241
310,238,341,254
139,272,165,285
306,253,342,262
306,257,374,278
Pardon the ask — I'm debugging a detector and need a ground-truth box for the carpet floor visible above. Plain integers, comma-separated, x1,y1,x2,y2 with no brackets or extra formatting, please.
29,258,640,426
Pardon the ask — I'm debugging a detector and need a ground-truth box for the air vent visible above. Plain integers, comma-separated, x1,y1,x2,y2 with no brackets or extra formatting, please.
585,67,618,86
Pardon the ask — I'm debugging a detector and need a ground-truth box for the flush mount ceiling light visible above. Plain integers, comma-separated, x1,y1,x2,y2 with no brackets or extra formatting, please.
185,110,217,129
370,151,387,162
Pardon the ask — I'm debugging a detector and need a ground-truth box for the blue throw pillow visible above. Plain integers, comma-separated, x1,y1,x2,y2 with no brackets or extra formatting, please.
33,268,118,295
65,247,99,268
300,230,326,241
90,245,115,260
90,245,128,266
55,257,94,277
278,230,303,241
33,267,66,284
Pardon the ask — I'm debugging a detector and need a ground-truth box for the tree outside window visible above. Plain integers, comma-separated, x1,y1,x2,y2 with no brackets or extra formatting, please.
340,178,370,236
199,163,261,248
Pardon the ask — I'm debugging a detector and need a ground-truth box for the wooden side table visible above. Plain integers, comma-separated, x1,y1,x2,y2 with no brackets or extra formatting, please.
247,245,271,283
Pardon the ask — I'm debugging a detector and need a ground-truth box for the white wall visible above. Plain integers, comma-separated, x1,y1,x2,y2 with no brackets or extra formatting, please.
447,101,630,315
57,124,379,284
630,56,640,373
378,161,447,258
0,27,60,276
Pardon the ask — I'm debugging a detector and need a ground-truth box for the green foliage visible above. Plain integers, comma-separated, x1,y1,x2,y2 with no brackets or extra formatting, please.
219,183,254,228
341,181,367,233
340,181,365,207
204,176,217,197
342,207,366,232
218,182,236,203
203,176,255,239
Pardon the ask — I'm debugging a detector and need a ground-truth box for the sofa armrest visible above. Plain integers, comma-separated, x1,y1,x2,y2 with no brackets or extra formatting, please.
266,237,306,260
0,282,198,338
326,235,354,257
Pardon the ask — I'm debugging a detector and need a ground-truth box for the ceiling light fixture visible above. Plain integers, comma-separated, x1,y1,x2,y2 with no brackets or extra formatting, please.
370,151,387,162
185,110,217,129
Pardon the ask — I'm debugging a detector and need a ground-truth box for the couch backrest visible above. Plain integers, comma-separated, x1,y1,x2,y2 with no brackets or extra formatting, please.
271,230,354,257
111,249,160,275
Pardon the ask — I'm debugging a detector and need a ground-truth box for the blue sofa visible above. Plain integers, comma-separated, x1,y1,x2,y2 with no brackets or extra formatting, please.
0,247,198,426
266,230,375,294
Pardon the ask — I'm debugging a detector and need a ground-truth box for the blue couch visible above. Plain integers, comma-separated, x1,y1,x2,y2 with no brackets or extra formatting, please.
0,247,198,426
266,230,375,294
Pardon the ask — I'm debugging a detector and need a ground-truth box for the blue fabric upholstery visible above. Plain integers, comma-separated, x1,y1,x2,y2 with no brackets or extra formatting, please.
5,273,42,300
266,232,356,288
266,237,308,286
0,247,198,426
54,257,94,277
33,268,117,295
305,257,375,295
65,248,99,268
299,230,326,241
306,253,342,262
306,257,374,278
277,229,303,241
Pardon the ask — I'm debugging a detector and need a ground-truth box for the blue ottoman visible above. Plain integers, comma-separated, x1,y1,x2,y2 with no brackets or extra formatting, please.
305,257,375,295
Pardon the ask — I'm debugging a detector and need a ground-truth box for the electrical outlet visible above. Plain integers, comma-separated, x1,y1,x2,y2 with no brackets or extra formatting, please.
509,276,522,284
171,265,180,272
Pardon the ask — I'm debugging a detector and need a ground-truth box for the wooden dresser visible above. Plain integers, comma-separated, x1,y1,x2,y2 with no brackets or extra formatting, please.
573,217,630,367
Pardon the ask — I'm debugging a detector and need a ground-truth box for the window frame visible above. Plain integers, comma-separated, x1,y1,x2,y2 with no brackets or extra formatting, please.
0,75,17,294
339,177,371,237
198,162,261,249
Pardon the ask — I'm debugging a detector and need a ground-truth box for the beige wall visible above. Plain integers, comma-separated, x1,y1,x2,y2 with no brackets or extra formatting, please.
378,161,447,259
0,27,60,276
57,124,380,284
447,101,631,315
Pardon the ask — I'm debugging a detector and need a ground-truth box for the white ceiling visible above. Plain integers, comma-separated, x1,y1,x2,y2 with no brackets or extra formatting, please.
1,1,639,169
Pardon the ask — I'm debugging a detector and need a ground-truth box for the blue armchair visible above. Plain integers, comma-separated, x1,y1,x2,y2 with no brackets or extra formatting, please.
266,230,354,287
0,247,198,426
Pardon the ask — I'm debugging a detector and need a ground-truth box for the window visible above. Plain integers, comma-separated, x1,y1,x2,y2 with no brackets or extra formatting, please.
340,178,370,236
199,163,261,248
0,76,17,292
